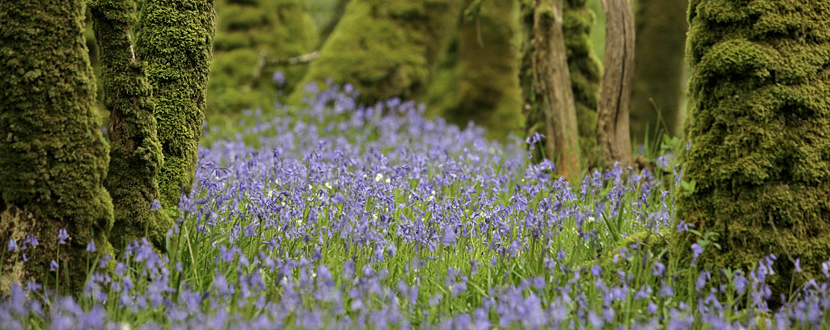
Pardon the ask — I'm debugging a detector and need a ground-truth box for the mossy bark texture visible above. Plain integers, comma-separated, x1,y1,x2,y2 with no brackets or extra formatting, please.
438,0,523,140
0,0,114,293
563,0,602,162
629,0,687,138
677,0,830,295
90,0,171,251
293,0,464,104
209,0,318,113
520,0,582,180
135,0,215,210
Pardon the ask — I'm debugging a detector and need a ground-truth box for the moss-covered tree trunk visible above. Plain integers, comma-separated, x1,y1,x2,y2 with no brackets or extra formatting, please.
0,0,114,294
563,0,602,163
435,0,523,140
135,0,215,210
90,0,171,251
292,0,464,104
677,0,830,296
629,0,687,139
520,0,582,180
209,0,318,113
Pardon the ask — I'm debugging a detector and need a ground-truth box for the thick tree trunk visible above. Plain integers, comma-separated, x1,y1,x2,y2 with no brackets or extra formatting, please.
521,0,582,180
209,0,318,113
292,0,464,104
596,0,634,167
90,0,171,251
563,0,603,164
629,0,687,139
436,0,523,140
677,0,830,297
135,0,216,210
0,0,114,294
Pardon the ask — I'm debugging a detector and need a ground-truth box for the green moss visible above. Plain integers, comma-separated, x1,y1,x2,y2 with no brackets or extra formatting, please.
208,0,319,114
90,0,172,251
429,0,524,140
563,0,602,164
291,0,464,104
629,0,687,139
0,0,114,294
676,0,830,296
135,0,215,210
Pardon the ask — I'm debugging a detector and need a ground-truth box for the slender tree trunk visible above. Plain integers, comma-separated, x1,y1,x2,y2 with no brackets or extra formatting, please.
437,0,523,140
521,0,582,180
563,0,603,164
292,0,464,104
135,0,216,210
676,0,830,297
596,0,634,167
629,0,687,139
0,0,114,294
90,0,171,251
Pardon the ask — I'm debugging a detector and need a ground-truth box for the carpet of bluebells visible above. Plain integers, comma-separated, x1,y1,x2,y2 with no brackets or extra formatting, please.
3,83,830,329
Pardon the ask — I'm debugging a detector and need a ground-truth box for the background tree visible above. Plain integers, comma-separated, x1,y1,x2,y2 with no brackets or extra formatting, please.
209,0,318,113
0,0,115,293
676,0,830,296
595,0,634,167
629,0,687,139
135,0,216,210
90,0,171,251
520,0,582,180
563,0,602,163
292,0,464,104
425,0,523,140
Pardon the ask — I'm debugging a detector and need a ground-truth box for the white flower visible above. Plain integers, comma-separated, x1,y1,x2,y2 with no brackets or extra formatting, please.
375,173,384,182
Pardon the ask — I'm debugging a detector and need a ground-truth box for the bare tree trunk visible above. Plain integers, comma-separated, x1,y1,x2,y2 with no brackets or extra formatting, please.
596,0,634,167
521,0,582,180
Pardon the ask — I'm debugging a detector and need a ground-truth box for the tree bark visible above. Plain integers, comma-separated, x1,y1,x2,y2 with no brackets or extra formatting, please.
676,0,830,297
90,0,171,251
629,0,687,139
0,0,114,294
135,0,216,210
521,0,582,180
596,0,634,167
291,0,464,104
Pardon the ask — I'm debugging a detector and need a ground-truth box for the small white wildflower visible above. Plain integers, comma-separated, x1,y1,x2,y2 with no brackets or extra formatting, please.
119,323,131,330
325,182,333,190
375,173,384,182
385,177,391,184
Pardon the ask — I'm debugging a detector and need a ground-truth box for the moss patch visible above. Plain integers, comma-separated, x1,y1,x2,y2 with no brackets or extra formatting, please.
291,0,464,104
209,0,319,114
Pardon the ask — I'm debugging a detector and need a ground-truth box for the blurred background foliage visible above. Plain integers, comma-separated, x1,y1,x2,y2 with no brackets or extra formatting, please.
84,0,689,144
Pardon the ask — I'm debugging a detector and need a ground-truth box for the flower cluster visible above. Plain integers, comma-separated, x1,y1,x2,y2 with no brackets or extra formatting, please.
1,82,829,329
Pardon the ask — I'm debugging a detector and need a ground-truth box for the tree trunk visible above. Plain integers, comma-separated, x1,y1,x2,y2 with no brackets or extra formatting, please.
563,0,603,164
90,0,171,251
0,0,114,294
209,0,319,113
435,0,523,140
596,0,634,167
629,0,687,139
291,0,464,104
521,0,582,180
677,0,830,297
135,0,216,210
